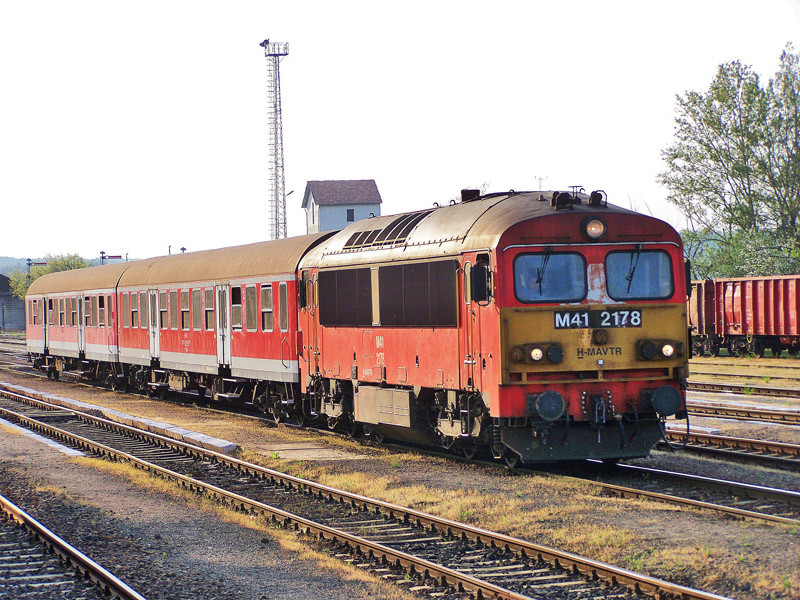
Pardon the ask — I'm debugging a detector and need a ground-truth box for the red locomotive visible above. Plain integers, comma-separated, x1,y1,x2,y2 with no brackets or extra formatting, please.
27,189,690,464
689,276,800,357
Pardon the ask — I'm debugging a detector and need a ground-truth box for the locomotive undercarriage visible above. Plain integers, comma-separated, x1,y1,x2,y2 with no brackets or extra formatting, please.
28,354,674,464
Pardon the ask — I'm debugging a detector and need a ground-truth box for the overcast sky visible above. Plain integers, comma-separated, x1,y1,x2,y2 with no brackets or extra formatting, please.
1,1,799,261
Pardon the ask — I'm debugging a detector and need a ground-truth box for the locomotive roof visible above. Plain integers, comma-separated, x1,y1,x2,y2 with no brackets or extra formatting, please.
299,190,641,268
27,232,333,296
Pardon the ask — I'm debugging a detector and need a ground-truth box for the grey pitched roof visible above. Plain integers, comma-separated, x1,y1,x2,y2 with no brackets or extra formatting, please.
302,180,382,208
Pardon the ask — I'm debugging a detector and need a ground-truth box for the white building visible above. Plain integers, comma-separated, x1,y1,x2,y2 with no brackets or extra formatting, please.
302,180,382,234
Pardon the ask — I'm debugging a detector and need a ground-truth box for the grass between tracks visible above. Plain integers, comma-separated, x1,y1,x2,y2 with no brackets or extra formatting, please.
74,456,418,600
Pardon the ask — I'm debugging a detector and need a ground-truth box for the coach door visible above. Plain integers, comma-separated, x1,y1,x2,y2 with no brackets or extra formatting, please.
148,290,160,360
77,296,86,355
215,284,231,366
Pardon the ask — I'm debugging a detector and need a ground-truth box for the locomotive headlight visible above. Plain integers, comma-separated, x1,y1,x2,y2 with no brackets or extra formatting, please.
510,346,525,363
583,218,606,240
530,347,544,362
639,340,658,360
546,344,564,364
661,343,675,358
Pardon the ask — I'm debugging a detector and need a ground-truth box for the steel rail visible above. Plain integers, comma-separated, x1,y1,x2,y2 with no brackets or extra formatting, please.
664,430,800,467
0,390,731,600
686,399,800,425
687,381,800,398
0,493,148,600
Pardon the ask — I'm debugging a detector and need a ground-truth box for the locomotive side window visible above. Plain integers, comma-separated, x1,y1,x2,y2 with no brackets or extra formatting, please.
204,289,214,330
192,289,202,330
379,260,458,327
231,286,242,331
514,252,586,303
122,294,129,328
245,285,257,331
605,250,673,300
279,282,288,332
169,291,178,330
159,292,168,330
180,291,190,330
318,268,372,327
464,262,472,304
260,285,273,332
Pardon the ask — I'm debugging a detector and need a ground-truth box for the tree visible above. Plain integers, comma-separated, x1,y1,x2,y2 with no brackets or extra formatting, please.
8,254,90,300
659,44,800,277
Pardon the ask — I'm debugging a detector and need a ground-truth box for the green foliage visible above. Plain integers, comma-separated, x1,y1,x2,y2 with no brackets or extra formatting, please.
8,254,90,300
661,44,800,278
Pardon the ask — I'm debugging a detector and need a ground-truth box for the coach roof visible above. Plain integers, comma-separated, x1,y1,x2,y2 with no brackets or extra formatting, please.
117,232,333,287
27,261,131,295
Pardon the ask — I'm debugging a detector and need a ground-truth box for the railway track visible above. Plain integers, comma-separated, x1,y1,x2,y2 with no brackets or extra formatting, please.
686,399,800,424
0,493,147,600
663,430,800,469
0,388,731,600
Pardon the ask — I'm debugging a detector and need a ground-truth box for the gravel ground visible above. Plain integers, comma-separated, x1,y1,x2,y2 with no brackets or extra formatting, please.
1,370,800,599
0,422,408,600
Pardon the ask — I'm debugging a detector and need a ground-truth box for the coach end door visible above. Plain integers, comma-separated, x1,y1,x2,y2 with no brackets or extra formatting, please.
215,284,231,367
148,290,160,361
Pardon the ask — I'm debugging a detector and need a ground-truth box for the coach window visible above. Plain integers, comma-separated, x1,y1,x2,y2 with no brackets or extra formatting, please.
122,294,129,328
59,298,65,326
139,292,148,329
48,299,54,325
27,301,32,325
279,282,288,332
98,296,105,327
260,284,273,332
160,292,168,330
231,286,242,331
38,300,44,326
130,293,139,328
91,296,99,327
192,289,202,330
204,289,215,330
72,298,78,327
245,285,257,331
170,291,179,330
108,296,113,328
180,291,190,330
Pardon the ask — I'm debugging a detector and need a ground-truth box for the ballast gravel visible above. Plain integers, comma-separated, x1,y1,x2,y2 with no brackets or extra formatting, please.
0,429,390,600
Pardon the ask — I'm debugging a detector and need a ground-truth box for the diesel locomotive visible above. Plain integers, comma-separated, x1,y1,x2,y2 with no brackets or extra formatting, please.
26,189,690,465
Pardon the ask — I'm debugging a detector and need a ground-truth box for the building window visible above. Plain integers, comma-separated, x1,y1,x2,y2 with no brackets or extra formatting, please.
231,286,242,331
346,208,355,222
260,284,273,332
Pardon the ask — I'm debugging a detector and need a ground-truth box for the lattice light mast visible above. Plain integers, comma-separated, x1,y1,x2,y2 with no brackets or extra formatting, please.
260,39,289,240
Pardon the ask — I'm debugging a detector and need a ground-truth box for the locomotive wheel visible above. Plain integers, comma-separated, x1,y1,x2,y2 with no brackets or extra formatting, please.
503,450,520,469
270,406,284,423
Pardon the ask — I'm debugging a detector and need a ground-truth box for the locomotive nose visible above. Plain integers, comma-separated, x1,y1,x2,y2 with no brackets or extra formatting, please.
650,385,682,417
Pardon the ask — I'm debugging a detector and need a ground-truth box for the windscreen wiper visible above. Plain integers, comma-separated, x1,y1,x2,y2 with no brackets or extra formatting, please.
536,247,553,295
626,244,642,293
